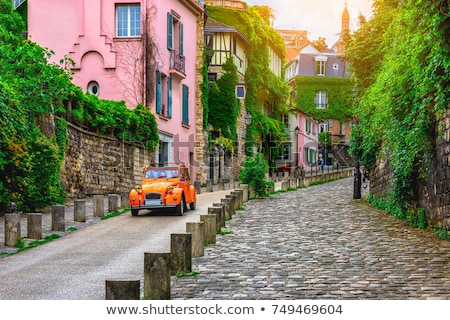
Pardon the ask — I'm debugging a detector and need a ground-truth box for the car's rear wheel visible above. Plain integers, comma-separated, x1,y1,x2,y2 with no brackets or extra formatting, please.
131,209,139,216
189,201,196,210
175,197,185,216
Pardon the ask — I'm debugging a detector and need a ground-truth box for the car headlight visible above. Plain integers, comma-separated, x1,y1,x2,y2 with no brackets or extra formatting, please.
167,186,174,194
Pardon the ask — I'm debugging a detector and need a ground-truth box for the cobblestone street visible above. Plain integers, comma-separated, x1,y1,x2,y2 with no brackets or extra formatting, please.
171,178,450,300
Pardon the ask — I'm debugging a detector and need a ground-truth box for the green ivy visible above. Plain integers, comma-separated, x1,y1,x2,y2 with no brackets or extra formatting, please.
238,153,274,197
295,77,355,123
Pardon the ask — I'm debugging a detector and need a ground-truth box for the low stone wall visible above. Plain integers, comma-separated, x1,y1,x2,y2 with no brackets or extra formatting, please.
60,123,154,197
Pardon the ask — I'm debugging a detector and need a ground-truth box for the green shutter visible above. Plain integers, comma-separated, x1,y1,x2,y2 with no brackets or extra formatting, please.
179,22,184,56
182,84,189,124
167,76,172,118
156,70,162,113
167,12,173,50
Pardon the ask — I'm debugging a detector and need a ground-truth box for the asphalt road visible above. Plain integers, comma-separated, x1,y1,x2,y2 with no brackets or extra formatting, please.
0,190,232,300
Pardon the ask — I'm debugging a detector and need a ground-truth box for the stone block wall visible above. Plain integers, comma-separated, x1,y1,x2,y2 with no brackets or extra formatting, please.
60,123,154,197
370,110,450,230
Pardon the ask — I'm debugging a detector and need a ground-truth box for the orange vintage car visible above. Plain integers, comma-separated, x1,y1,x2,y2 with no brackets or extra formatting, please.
129,163,197,216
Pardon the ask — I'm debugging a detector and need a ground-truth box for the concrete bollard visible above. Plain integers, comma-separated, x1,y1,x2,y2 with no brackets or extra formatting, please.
200,214,216,245
51,205,65,232
143,252,171,300
281,181,289,191
271,172,277,182
105,279,140,300
208,206,223,233
212,202,226,227
225,194,237,215
232,190,243,208
4,214,21,246
194,180,201,194
249,185,256,199
170,233,192,276
240,184,249,202
218,178,225,190
220,198,232,220
284,171,289,181
229,178,235,189
206,179,213,192
93,195,104,218
74,200,86,222
290,179,297,189
27,213,42,240
120,192,129,208
186,221,204,257
108,194,119,213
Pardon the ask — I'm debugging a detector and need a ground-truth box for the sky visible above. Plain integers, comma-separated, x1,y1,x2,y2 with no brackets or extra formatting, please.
244,0,374,46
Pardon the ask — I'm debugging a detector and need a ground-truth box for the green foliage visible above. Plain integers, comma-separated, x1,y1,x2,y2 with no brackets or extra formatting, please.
238,153,274,197
295,77,355,123
208,57,240,140
347,0,450,208
211,136,235,154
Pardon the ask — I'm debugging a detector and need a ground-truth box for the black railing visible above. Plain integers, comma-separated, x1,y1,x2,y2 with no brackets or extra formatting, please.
170,50,185,75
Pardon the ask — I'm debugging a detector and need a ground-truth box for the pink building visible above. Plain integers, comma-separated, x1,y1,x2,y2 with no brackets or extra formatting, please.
27,0,204,178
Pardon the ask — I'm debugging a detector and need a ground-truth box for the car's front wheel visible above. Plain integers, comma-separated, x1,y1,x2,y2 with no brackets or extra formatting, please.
189,201,196,210
175,197,185,216
131,209,139,216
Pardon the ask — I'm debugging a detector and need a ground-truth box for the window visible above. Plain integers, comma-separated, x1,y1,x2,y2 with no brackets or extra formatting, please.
277,143,291,161
304,147,317,164
116,5,141,37
315,60,326,76
182,84,189,125
305,119,312,134
315,90,328,109
87,81,100,96
155,71,172,118
167,12,183,55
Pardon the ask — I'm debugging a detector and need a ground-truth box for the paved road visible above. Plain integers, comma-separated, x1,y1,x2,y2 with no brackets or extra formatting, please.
171,178,450,300
0,189,233,299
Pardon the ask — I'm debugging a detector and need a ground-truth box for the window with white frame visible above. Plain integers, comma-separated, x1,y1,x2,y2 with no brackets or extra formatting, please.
315,90,328,109
116,4,141,37
277,143,291,161
315,55,327,76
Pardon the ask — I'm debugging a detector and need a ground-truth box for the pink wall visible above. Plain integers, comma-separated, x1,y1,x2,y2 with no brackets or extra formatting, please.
296,111,319,172
28,0,203,179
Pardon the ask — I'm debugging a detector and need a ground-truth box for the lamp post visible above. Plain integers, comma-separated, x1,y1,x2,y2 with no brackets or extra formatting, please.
353,158,362,199
294,126,300,169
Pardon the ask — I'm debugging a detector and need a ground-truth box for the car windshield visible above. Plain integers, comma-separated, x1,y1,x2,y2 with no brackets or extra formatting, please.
145,169,178,178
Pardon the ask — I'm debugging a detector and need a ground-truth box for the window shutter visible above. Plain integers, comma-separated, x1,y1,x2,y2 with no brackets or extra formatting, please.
167,12,173,50
182,84,189,124
167,76,172,118
179,22,184,57
156,70,162,113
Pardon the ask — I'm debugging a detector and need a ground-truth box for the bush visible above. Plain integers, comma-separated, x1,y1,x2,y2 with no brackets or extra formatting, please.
239,153,274,198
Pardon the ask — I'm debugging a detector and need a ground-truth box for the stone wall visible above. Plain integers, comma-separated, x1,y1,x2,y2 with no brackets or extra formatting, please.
60,123,154,197
370,110,450,230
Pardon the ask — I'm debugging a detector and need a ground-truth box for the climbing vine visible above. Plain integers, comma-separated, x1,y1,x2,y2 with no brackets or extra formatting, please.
347,0,450,213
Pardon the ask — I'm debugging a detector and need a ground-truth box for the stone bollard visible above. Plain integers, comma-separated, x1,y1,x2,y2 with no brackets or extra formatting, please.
271,172,277,182
200,214,216,245
240,184,249,202
206,179,213,192
212,202,226,227
249,185,256,199
74,200,86,223
93,195,104,218
105,279,140,300
27,213,42,240
233,190,243,208
120,192,129,208
284,171,289,181
144,252,171,300
186,221,204,257
290,179,297,189
281,181,289,191
220,197,232,221
229,178,235,189
4,214,21,246
194,180,201,194
51,205,65,232
108,194,119,213
225,194,236,215
277,172,283,181
218,178,225,190
170,233,192,276
208,206,223,232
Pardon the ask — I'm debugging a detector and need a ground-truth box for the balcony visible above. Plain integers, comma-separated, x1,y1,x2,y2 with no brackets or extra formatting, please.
169,50,185,79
